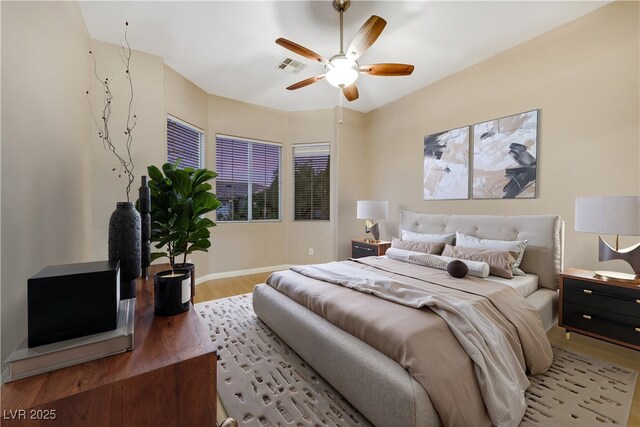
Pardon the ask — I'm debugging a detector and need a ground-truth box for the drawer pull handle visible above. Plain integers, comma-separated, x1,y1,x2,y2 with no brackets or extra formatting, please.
636,299,640,304
582,314,592,320
583,289,592,294
636,327,640,333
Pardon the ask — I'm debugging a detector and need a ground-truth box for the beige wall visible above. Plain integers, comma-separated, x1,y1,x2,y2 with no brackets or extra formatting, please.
207,95,291,272
288,109,336,265
4,1,630,366
336,108,371,260
1,2,92,363
162,64,210,273
366,1,639,273
204,102,369,273
89,40,165,260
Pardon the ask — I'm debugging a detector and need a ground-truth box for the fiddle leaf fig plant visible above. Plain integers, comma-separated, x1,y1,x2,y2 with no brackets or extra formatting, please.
147,161,221,267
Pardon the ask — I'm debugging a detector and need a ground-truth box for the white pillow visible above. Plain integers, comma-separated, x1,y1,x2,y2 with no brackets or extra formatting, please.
455,232,528,275
401,229,456,244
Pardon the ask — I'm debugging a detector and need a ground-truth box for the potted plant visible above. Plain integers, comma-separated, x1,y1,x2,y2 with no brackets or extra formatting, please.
147,161,221,313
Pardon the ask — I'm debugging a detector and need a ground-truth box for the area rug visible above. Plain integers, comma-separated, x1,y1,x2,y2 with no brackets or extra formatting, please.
196,294,637,427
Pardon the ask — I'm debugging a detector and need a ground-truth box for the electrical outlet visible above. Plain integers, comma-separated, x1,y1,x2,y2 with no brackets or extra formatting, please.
308,248,314,256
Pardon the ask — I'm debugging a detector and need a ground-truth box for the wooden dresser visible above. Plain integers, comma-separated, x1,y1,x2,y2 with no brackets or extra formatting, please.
559,268,640,351
1,265,217,426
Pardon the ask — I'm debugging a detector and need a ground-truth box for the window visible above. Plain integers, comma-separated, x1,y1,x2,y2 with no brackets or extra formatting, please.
215,135,281,222
293,143,330,221
167,116,203,169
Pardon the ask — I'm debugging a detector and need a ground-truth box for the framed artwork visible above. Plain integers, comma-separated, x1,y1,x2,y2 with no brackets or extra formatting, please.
472,110,538,199
423,126,469,200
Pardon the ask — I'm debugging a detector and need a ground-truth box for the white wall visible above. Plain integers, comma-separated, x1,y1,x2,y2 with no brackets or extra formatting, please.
1,1,92,364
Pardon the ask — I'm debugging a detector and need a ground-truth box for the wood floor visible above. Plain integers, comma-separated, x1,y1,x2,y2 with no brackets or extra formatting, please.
196,273,640,427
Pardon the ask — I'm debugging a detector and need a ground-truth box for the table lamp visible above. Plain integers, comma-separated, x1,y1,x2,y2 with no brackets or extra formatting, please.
575,196,640,282
357,200,388,242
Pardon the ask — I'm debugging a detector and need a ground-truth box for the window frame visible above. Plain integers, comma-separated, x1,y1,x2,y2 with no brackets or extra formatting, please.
215,134,283,223
166,115,204,169
292,142,331,222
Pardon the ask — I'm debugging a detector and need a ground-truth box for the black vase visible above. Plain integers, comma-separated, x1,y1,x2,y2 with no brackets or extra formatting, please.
108,202,141,299
154,269,191,316
138,176,151,278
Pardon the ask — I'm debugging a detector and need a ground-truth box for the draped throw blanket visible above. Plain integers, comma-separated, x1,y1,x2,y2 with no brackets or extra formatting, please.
266,257,552,427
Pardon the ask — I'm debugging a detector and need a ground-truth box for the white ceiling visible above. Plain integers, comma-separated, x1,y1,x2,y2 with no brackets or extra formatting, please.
79,1,608,113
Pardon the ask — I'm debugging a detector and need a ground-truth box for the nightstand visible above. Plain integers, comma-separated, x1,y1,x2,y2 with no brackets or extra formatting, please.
559,268,640,351
351,239,391,259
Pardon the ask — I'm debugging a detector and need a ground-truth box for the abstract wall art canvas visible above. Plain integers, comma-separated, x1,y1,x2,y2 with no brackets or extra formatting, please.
472,110,538,199
423,126,469,200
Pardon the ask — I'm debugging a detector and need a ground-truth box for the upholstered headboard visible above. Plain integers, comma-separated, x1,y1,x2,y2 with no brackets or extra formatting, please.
399,211,564,289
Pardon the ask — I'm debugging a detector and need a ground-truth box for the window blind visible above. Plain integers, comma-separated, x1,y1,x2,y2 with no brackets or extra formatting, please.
167,116,203,169
215,135,281,222
293,143,330,221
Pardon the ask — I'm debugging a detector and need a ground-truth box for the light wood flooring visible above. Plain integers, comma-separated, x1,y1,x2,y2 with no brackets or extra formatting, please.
196,273,640,427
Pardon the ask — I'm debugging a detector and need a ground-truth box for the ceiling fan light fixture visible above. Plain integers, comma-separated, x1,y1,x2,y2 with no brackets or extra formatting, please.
325,57,359,88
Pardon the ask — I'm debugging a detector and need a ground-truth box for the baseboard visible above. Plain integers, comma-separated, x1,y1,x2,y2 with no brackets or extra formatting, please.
195,265,292,285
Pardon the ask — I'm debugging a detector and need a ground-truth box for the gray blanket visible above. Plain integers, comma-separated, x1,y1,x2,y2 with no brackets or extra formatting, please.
267,257,552,427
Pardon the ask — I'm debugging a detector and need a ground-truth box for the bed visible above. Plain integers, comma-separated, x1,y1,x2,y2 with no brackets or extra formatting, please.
253,212,564,427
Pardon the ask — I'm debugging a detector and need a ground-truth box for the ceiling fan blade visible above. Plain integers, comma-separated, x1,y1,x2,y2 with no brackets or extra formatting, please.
343,84,359,102
286,75,325,91
346,15,387,60
360,63,415,76
276,38,329,65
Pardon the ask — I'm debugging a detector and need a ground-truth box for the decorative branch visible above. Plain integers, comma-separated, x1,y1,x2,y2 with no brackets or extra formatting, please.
86,22,137,202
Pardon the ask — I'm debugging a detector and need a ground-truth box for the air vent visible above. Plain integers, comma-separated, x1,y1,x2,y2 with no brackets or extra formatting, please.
276,57,307,74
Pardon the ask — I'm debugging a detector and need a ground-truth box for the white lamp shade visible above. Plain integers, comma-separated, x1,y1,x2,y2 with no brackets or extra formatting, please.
575,196,640,236
357,200,388,220
325,57,359,88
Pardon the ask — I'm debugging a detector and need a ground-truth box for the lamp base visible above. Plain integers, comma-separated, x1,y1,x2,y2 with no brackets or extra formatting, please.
598,237,640,276
593,270,640,283
364,221,380,241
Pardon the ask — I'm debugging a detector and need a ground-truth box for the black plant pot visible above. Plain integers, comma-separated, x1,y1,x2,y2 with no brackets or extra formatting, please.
154,269,191,316
108,202,141,299
174,263,195,303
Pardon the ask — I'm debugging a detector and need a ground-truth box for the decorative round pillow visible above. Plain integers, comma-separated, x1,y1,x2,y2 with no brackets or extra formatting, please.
447,260,468,278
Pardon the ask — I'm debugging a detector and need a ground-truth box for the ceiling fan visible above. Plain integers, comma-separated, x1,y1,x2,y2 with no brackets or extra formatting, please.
276,0,415,102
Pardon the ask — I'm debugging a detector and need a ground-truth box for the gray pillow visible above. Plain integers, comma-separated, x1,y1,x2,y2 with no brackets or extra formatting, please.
442,244,517,279
455,232,528,275
391,237,445,255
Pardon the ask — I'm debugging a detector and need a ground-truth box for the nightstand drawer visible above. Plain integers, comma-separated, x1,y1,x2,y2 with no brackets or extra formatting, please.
563,278,640,318
563,301,640,347
352,243,377,258
351,240,391,259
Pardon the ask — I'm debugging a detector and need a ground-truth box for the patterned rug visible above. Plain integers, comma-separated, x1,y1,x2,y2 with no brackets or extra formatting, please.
196,294,637,427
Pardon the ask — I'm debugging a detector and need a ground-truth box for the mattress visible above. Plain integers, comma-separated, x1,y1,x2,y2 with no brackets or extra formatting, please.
486,273,539,298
